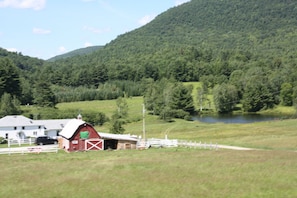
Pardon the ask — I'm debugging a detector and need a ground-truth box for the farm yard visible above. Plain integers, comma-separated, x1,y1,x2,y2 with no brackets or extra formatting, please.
1,97,297,197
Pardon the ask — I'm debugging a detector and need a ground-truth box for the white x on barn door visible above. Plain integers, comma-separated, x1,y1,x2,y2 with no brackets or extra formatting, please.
85,139,103,150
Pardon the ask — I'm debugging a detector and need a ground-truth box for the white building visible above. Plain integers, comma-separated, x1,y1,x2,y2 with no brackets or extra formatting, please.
36,119,71,138
0,115,71,140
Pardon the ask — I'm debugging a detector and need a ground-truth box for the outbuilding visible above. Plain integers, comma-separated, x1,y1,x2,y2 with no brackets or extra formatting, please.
59,119,103,152
99,132,138,150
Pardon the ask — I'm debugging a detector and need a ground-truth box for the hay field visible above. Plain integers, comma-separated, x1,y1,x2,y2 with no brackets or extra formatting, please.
1,148,296,198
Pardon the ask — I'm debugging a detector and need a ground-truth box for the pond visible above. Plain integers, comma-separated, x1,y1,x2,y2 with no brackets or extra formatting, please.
192,114,283,124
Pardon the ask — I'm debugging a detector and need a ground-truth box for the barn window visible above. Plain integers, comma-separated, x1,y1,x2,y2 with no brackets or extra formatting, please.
80,131,89,139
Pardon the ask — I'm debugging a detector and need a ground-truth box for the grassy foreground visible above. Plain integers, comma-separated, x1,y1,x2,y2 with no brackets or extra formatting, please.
1,148,296,198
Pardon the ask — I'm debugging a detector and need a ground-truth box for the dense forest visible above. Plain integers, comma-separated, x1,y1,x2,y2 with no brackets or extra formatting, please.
1,0,297,121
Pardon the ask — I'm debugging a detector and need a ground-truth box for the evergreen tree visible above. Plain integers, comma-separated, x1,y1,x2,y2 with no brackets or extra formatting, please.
0,58,21,98
170,83,195,114
20,78,34,105
33,77,56,107
0,93,21,117
242,76,274,112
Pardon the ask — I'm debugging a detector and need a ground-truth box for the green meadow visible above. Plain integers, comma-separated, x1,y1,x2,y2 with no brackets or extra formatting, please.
1,148,296,197
2,96,297,197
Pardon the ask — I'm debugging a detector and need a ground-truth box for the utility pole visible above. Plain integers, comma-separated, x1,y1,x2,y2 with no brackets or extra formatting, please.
142,104,146,140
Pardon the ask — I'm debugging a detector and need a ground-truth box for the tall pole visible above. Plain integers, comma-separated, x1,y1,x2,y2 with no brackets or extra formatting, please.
142,104,146,140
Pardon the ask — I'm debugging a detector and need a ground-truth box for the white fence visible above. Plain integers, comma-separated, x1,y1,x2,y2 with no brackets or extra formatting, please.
178,140,218,150
0,145,58,155
147,138,178,148
146,138,218,150
7,138,35,147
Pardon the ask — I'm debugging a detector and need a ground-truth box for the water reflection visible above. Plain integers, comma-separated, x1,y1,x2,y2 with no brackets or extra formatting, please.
192,114,281,124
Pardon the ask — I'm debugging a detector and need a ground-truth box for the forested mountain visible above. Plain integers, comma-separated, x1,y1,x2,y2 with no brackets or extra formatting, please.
46,0,297,84
105,0,297,58
0,48,49,115
0,48,44,73
47,45,103,62
1,0,297,117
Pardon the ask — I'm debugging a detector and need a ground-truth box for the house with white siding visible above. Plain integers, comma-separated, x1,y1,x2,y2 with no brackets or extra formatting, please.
0,115,71,141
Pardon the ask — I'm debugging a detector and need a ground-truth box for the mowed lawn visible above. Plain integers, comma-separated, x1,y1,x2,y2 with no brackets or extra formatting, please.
1,148,297,198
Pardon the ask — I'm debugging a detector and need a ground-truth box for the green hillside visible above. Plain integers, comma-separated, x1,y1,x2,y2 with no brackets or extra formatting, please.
47,45,103,61
47,0,297,84
104,0,297,58
0,47,44,72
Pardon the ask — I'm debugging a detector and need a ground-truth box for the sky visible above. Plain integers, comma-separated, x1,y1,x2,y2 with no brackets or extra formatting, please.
0,0,190,60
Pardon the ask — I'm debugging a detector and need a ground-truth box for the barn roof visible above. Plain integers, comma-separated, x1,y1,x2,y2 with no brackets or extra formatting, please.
99,132,138,142
59,119,86,139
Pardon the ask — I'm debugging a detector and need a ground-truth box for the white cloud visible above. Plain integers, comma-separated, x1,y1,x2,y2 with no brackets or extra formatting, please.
58,46,66,53
84,42,93,47
6,47,18,52
33,27,51,34
83,25,110,34
175,0,191,6
138,14,156,26
0,0,46,10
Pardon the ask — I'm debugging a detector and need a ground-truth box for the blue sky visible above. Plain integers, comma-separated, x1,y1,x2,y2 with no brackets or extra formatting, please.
0,0,190,60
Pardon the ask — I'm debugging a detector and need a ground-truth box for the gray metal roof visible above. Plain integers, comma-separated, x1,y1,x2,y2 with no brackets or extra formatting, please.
0,115,72,131
99,132,138,142
36,119,72,131
0,115,37,127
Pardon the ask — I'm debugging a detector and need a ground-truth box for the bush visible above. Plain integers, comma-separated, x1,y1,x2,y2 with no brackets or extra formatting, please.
0,137,7,144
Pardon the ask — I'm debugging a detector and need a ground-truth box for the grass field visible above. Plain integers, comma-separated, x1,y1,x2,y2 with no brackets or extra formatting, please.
3,96,296,197
1,148,296,198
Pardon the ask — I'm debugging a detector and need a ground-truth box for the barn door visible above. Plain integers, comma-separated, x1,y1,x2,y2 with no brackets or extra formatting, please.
85,139,103,151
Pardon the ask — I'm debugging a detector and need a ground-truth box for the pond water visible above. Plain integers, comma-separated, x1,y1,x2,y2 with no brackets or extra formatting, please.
192,114,283,124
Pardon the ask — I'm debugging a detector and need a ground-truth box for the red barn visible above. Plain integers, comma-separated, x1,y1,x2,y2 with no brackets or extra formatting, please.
59,119,103,152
